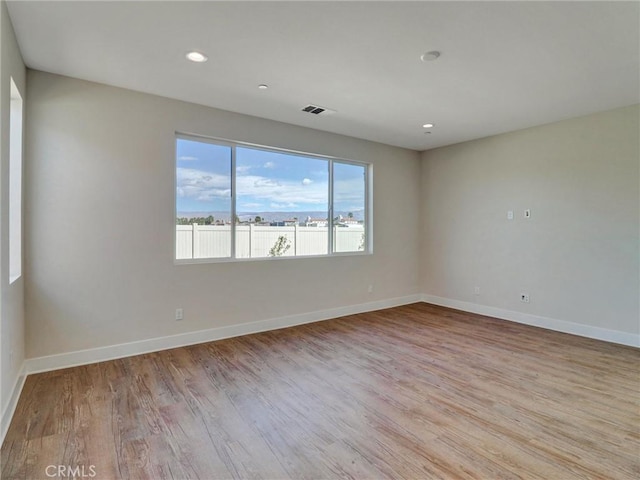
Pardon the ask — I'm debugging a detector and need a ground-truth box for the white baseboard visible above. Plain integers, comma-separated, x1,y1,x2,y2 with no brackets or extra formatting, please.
24,294,423,375
22,292,638,375
421,294,639,348
1,362,26,445
5,292,636,445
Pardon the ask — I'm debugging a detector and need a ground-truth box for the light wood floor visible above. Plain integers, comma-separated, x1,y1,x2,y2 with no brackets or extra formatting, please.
2,303,639,479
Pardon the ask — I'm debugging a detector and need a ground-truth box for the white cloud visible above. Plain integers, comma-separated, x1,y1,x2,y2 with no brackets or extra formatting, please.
178,156,199,162
270,202,298,209
254,178,281,188
334,178,365,206
263,161,276,169
177,167,361,211
240,202,263,210
197,189,231,201
237,165,252,173
236,174,328,207
176,167,230,202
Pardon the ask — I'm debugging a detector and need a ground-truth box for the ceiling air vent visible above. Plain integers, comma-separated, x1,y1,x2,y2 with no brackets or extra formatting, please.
301,104,336,116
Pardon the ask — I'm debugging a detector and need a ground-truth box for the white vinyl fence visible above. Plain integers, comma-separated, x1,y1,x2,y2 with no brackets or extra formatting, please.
176,224,364,259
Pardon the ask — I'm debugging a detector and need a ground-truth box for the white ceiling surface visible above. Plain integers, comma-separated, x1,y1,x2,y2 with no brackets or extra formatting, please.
7,1,640,151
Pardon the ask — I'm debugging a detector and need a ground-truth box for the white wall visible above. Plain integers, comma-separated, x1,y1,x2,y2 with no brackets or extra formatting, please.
0,0,26,432
25,70,422,359
421,105,639,338
19,62,640,369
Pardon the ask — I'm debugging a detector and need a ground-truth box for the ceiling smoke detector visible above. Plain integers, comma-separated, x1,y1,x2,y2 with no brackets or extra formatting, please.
420,51,440,62
301,104,336,116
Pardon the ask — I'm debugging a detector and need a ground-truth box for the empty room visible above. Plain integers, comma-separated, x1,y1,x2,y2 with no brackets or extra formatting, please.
1,1,639,479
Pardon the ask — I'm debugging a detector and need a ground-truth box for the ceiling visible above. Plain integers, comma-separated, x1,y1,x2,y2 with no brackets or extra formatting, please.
7,1,640,151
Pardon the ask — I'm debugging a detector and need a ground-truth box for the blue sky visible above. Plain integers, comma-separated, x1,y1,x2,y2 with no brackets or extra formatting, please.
176,138,365,215
176,140,231,212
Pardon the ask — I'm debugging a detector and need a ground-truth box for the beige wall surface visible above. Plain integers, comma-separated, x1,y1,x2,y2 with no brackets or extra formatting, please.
421,105,639,335
0,0,26,416
25,70,422,358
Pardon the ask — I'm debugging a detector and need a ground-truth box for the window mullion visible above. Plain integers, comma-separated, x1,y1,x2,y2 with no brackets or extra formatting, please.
366,164,371,253
230,145,237,259
328,160,334,254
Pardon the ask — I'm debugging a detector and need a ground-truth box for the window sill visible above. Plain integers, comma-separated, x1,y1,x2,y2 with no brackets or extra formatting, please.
174,250,372,266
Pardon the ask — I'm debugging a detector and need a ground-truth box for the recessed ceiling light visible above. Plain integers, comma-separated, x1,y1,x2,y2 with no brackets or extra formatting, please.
186,51,208,63
258,84,269,90
422,123,434,128
420,51,440,62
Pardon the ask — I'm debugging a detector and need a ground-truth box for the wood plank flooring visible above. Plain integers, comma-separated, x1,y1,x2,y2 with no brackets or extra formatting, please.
2,303,639,479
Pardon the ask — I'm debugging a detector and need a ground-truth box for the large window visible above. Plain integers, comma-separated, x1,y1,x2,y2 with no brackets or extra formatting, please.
175,135,370,261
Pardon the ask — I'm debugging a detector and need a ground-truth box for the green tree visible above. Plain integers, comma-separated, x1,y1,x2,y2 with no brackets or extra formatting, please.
348,212,354,218
176,216,216,225
269,235,291,257
255,216,262,223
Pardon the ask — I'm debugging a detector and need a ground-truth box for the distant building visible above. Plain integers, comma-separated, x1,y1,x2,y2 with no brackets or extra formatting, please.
305,216,328,227
336,215,362,227
270,218,299,227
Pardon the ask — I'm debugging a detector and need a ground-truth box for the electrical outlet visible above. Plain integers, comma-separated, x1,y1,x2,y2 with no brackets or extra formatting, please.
473,286,480,295
368,284,374,294
507,210,514,220
175,308,183,321
520,293,530,303
524,209,531,219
